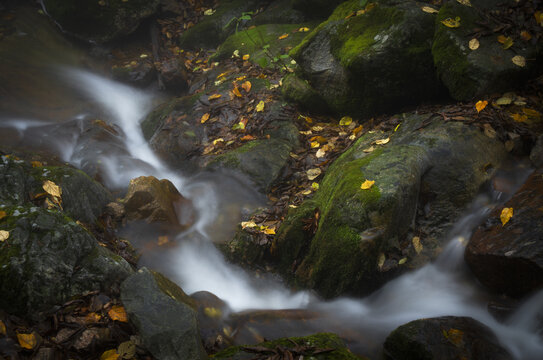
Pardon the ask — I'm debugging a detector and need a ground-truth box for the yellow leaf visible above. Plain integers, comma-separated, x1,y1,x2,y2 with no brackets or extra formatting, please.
17,333,37,350
316,148,326,158
511,55,526,67
232,86,242,98
520,30,532,41
475,100,488,113
497,35,513,49
310,135,327,144
241,221,257,229
117,341,136,359
398,257,407,265
311,182,320,190
241,134,255,141
307,168,322,180
298,27,310,32
203,8,215,16
310,141,320,148
500,207,513,226
377,253,385,269
200,113,210,123
208,94,222,100
236,75,247,81
353,125,364,135
511,113,528,123
212,138,224,145
375,138,390,145
535,11,543,26
444,328,464,347
469,38,480,50
216,72,229,80
108,305,128,322
496,95,513,105
204,307,222,318
523,108,542,118
31,161,43,167
278,33,289,40
483,124,496,138
0,320,6,336
441,17,461,28
301,189,312,195
43,180,62,198
100,349,120,360
360,180,375,190
242,54,250,61
0,210,6,220
256,100,265,112
261,226,276,235
412,236,423,254
339,116,353,126
157,236,169,246
242,81,252,93
363,146,375,153
85,312,102,323
456,0,471,6
421,6,439,13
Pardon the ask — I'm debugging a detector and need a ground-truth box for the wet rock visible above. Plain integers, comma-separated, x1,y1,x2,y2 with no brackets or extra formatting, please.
291,0,346,19
120,268,207,360
281,74,329,113
0,206,133,320
42,0,160,43
383,316,512,360
530,135,543,168
288,0,442,117
157,57,188,92
213,332,363,359
111,60,156,87
272,113,508,298
191,291,233,353
433,1,540,100
121,176,193,227
465,168,543,297
250,0,309,25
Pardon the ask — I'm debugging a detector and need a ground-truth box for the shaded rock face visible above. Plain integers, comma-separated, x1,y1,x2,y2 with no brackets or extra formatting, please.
0,206,133,319
120,268,207,360
190,291,233,353
42,0,160,43
158,57,189,92
383,316,512,360
465,168,543,297
272,113,508,298
288,0,442,116
121,176,193,228
291,0,346,19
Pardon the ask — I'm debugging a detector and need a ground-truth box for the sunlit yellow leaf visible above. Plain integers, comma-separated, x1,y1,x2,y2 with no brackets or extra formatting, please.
301,189,312,195
108,305,128,322
216,72,229,80
469,38,480,50
412,236,423,254
100,349,120,360
311,182,320,190
242,54,250,61
298,27,310,32
511,55,526,67
339,116,353,126
203,8,216,16
212,138,224,145
204,307,222,318
241,221,257,229
475,100,488,113
43,180,61,198
17,333,37,350
236,75,247,81
307,168,322,180
261,226,276,235
0,320,6,336
256,100,265,112
441,17,461,28
278,33,289,40
496,95,513,105
375,138,390,145
500,207,513,226
0,210,6,220
421,6,439,13
208,94,222,100
201,113,210,123
310,141,320,148
242,81,252,93
360,179,375,189
232,86,242,98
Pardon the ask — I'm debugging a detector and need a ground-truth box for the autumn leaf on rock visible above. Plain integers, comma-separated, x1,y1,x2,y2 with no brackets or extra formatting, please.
307,168,322,180
443,328,464,347
241,134,255,141
278,33,289,40
0,210,6,220
298,27,310,32
242,54,250,61
497,35,513,49
200,113,210,123
469,38,479,50
500,207,513,226
475,100,488,113
232,86,242,98
108,305,128,322
241,221,257,229
375,138,390,145
311,182,320,190
511,55,526,67
242,81,252,93
360,180,375,189
377,253,385,269
339,116,352,126
412,236,423,254
17,333,38,350
101,349,120,360
441,17,461,28
256,100,265,112
31,161,43,167
208,94,222,100
43,180,61,198
0,320,6,336
363,146,375,153
520,30,532,41
117,341,136,359
421,6,439,13
456,0,471,6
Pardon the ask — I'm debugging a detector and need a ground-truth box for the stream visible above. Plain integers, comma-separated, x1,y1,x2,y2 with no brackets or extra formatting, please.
1,9,543,359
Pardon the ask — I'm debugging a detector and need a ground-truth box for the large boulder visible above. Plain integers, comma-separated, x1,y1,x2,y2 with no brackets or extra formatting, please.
383,316,512,360
290,0,346,19
42,0,160,43
433,1,541,100
465,168,543,297
287,0,442,116
120,268,207,360
271,113,508,298
0,205,133,319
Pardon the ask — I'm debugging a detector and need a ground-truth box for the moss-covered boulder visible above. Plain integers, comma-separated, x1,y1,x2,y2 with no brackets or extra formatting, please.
42,0,159,43
120,267,207,360
383,316,512,360
212,332,364,359
0,205,133,319
288,0,442,117
432,1,541,100
178,0,262,50
281,73,329,113
272,113,508,298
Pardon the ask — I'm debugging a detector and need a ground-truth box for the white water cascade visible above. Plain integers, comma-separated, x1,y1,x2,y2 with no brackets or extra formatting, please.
2,68,543,359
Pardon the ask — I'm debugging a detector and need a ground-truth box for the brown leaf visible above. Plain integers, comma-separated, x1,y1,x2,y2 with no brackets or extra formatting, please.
232,86,242,98
200,113,210,123
108,305,128,322
241,81,252,93
17,332,38,350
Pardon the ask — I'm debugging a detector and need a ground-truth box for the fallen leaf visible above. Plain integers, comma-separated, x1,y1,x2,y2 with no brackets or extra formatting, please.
200,113,210,123
213,138,224,145
534,11,543,26
444,328,464,347
108,305,128,322
510,113,528,123
0,320,6,336
256,100,265,112
216,72,229,80
31,161,43,167
360,179,375,190
232,86,242,97
310,141,320,148
241,221,257,229
307,168,322,181
241,134,255,141
475,100,488,113
339,116,353,126
520,30,532,41
236,75,247,81
377,253,385,269
363,146,375,153
204,307,222,318
157,236,169,246
497,35,513,49
17,333,37,350
242,54,250,61
522,108,542,118
469,38,479,50
232,49,240,58
311,182,320,190
312,126,324,131
412,236,423,254
456,0,471,6
483,124,496,138
511,55,526,67
353,125,364,135
421,6,439,13
278,33,289,40
375,138,390,145
441,17,461,28
310,135,327,144
208,94,222,100
117,340,136,359
301,189,312,195
203,8,215,15
398,258,407,265
100,349,120,360
500,207,513,226
43,180,62,198
298,27,310,32
261,226,276,235
0,210,6,220
495,95,513,105
316,148,326,158
242,81,252,93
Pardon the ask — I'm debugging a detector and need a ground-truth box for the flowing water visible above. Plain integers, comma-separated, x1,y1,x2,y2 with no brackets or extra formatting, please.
1,13,543,358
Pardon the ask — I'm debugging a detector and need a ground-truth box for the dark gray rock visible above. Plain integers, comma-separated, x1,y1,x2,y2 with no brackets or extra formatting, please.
120,268,207,360
530,135,543,168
